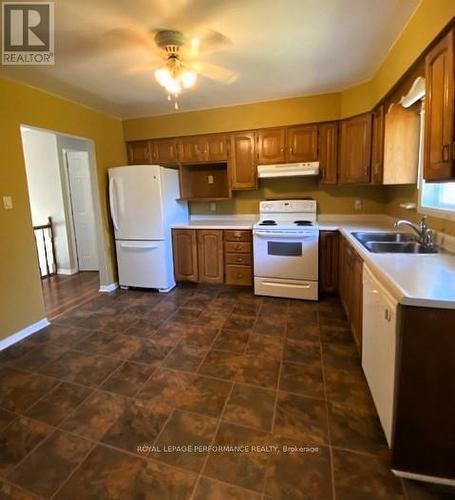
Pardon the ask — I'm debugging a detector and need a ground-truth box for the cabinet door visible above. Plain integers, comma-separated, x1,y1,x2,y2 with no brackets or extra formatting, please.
371,105,385,185
152,138,178,164
127,141,152,165
424,29,455,181
207,134,228,161
287,125,318,162
318,123,338,185
351,252,364,349
172,229,198,282
197,230,224,284
257,128,286,164
229,132,257,190
339,113,372,184
319,231,339,294
179,136,208,163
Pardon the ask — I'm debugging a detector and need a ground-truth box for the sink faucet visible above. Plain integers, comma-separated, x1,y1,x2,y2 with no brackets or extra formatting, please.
394,216,435,249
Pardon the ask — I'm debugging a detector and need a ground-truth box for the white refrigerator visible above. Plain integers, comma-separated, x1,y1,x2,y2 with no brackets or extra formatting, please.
108,165,188,291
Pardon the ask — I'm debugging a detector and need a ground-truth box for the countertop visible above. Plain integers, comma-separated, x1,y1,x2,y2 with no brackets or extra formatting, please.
171,215,455,309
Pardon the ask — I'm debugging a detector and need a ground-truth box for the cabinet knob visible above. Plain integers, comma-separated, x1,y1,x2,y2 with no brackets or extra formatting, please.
442,144,450,162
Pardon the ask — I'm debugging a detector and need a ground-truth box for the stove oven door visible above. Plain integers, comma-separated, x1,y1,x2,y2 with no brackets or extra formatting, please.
253,230,319,280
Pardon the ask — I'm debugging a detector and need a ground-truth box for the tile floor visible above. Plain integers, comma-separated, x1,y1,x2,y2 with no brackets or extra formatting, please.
0,284,453,499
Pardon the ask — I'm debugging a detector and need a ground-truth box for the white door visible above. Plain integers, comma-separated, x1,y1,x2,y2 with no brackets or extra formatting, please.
67,151,99,271
109,165,164,241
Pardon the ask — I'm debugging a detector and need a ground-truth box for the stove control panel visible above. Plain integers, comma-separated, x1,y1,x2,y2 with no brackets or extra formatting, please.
259,200,317,213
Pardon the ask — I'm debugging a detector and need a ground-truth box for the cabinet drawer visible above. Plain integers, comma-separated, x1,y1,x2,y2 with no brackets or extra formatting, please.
224,230,252,242
225,253,252,266
224,241,251,253
225,265,252,286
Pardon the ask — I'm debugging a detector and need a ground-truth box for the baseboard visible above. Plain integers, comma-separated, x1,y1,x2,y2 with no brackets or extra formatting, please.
0,318,50,351
57,268,78,275
392,469,455,487
99,282,118,293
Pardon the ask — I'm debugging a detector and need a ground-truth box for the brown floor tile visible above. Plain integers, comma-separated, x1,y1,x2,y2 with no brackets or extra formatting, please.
153,322,187,347
236,355,280,389
322,343,362,372
320,324,355,345
101,362,154,397
223,315,256,331
325,366,374,407
274,392,328,444
162,341,208,372
11,344,68,371
332,448,404,499
91,313,139,334
74,331,142,359
0,367,58,412
254,316,286,338
199,349,244,381
172,307,202,322
232,302,261,318
280,361,324,398
0,417,51,477
27,324,89,348
213,329,250,353
286,319,320,341
194,477,261,499
60,391,127,441
264,439,332,500
246,333,283,360
287,308,319,324
39,350,122,387
178,375,232,417
0,409,16,432
102,398,170,454
204,422,272,492
223,384,275,431
125,317,165,335
127,339,172,366
0,480,37,499
183,325,219,347
54,445,197,499
153,410,218,472
328,401,389,456
0,341,35,368
25,382,91,426
283,338,321,364
9,430,92,498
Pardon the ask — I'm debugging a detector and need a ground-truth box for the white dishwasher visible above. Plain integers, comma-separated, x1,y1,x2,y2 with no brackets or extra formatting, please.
362,266,399,446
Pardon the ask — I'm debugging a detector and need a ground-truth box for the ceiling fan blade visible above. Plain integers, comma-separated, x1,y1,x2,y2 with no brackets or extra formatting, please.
125,60,162,75
181,29,232,59
187,61,237,83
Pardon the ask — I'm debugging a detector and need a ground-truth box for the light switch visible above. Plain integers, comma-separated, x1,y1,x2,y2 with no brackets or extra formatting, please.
210,202,216,212
354,199,363,210
3,196,13,210
207,175,214,185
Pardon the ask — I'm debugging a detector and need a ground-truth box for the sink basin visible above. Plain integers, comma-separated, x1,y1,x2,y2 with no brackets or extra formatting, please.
352,232,418,243
365,241,438,254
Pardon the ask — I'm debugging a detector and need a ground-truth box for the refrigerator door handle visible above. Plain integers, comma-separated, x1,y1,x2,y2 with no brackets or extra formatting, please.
109,177,120,231
119,242,159,249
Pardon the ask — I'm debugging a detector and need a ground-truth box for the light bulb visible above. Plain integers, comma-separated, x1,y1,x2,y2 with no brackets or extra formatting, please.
180,70,197,89
154,68,172,87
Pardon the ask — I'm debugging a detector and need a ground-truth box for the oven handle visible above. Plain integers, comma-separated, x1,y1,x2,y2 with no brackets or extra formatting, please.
254,231,317,239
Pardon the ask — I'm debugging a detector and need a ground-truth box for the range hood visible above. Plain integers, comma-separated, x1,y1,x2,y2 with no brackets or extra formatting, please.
257,162,319,178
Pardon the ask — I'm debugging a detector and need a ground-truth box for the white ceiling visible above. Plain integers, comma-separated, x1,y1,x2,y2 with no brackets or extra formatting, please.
2,0,420,118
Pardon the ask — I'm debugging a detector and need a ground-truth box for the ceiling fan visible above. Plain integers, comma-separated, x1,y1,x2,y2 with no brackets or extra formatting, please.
99,27,237,110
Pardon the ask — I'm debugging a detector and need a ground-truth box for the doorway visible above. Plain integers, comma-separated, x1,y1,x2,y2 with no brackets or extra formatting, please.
21,125,109,318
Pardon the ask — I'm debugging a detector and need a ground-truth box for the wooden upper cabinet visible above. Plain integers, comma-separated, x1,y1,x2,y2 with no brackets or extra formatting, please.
229,132,257,190
172,229,198,282
127,140,152,164
318,122,338,185
256,128,286,164
371,104,385,185
287,125,318,162
424,29,455,181
206,134,228,161
178,136,207,163
152,138,179,164
339,113,372,184
197,230,224,284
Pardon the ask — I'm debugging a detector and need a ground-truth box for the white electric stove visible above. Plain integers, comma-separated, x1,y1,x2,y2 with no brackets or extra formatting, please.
253,200,319,300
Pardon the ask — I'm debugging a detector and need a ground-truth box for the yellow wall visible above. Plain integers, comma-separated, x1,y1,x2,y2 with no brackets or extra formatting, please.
0,77,126,339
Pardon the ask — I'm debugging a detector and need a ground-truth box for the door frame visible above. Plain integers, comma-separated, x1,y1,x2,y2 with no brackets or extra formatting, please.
20,124,112,292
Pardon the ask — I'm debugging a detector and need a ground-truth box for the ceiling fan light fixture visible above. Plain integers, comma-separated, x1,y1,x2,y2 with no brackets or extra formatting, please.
154,67,181,94
181,70,197,89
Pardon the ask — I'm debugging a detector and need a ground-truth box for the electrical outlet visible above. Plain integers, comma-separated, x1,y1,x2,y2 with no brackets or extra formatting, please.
3,196,13,210
354,199,363,210
210,202,216,212
208,175,214,185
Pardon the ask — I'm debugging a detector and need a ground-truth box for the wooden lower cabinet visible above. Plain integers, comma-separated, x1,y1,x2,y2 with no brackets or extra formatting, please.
197,230,224,284
319,231,339,294
172,229,198,282
339,236,363,348
172,228,253,286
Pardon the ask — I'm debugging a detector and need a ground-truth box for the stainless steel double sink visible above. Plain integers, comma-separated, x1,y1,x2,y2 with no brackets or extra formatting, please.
351,232,438,254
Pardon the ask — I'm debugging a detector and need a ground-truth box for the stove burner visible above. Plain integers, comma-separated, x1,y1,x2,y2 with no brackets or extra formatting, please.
259,220,277,226
294,220,313,226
